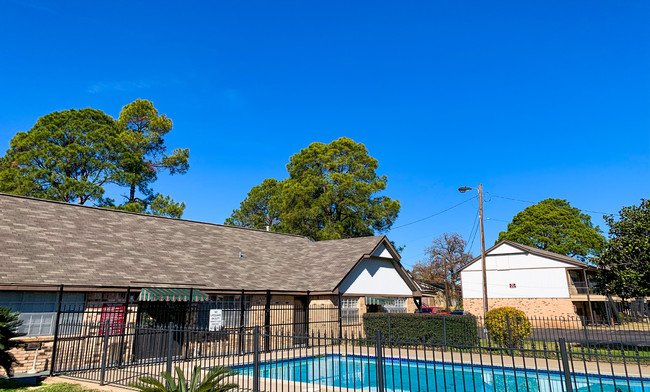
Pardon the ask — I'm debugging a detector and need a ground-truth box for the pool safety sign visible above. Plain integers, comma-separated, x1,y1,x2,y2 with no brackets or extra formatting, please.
209,309,223,331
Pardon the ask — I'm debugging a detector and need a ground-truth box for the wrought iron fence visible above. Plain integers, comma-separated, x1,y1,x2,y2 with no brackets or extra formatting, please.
52,320,650,392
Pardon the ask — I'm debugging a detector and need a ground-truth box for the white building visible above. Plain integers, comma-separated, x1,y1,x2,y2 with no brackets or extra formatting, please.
459,240,610,321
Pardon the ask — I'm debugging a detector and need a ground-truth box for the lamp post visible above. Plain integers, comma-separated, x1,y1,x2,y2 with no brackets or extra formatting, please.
459,184,488,319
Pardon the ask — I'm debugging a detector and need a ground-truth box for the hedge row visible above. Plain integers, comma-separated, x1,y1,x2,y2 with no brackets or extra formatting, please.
363,313,479,346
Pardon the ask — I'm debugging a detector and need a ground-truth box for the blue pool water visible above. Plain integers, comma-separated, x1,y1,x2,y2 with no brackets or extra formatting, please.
238,354,649,392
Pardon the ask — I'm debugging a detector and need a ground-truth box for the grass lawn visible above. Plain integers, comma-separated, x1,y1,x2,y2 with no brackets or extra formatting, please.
0,380,102,392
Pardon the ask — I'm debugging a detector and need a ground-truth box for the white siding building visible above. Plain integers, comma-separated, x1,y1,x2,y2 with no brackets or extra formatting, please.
460,240,609,320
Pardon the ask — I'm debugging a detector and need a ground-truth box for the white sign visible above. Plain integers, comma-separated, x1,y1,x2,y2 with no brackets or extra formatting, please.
209,309,223,331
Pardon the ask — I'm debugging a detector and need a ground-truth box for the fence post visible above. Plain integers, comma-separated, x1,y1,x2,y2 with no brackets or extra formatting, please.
387,312,391,343
253,327,261,392
442,315,447,350
184,287,194,360
239,289,246,354
117,287,130,367
166,322,174,376
264,290,271,352
338,292,343,339
375,330,384,392
99,321,110,386
581,316,591,360
506,314,513,348
305,290,310,347
49,284,64,376
559,338,574,392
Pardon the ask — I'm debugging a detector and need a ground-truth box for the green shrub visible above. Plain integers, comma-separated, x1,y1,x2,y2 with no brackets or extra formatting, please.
0,307,23,377
363,313,479,346
485,307,531,347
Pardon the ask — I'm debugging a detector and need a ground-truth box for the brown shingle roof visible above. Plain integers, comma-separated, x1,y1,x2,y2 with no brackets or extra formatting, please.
0,193,391,292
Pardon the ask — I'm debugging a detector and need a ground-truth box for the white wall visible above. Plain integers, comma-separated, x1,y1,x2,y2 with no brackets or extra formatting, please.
461,245,573,299
338,258,413,296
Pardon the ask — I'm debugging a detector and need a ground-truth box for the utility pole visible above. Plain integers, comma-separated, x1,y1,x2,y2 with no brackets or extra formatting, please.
478,183,488,318
459,184,489,319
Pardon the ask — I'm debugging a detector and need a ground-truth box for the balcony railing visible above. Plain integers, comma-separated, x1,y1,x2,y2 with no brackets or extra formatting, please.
572,281,595,295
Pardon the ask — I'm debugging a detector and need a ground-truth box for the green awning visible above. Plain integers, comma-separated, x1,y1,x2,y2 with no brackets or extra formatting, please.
365,296,391,305
138,288,209,302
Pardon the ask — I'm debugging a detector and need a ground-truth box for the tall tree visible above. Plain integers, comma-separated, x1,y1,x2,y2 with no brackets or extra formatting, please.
594,199,650,299
282,137,400,240
0,108,121,204
497,198,605,261
113,99,189,217
411,233,473,308
226,137,400,240
224,178,283,230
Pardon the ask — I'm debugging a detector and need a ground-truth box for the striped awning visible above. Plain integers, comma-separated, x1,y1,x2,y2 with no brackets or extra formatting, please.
138,288,209,302
365,296,391,305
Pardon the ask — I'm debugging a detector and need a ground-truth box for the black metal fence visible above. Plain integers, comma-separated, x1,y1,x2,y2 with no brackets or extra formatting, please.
55,296,358,336
52,320,650,392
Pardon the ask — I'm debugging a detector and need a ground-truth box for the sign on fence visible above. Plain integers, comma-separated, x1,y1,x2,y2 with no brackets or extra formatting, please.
209,309,223,331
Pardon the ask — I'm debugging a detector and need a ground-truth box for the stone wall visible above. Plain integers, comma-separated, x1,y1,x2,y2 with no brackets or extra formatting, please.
463,297,577,319
0,336,53,376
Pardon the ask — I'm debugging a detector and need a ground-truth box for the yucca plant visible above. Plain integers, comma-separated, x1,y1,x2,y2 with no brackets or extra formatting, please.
130,365,238,392
0,307,23,377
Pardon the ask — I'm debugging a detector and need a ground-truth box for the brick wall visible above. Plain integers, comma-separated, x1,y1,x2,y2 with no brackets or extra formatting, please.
463,297,577,319
0,336,53,376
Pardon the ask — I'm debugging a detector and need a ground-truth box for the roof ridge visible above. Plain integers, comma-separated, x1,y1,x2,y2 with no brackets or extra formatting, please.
0,192,309,240
314,234,383,242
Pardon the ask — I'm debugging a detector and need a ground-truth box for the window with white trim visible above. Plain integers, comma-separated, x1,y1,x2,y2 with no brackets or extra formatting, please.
341,297,360,324
383,297,407,313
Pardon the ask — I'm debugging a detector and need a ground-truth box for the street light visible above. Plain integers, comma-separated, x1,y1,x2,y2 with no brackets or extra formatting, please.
459,184,489,319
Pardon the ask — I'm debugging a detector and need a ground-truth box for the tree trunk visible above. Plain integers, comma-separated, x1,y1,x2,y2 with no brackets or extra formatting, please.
129,182,136,203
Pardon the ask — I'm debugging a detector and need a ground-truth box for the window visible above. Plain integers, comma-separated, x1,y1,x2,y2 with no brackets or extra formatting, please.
383,297,407,313
0,291,85,336
341,297,360,324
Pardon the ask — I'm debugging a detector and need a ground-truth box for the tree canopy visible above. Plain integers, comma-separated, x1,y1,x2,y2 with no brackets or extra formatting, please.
594,199,650,299
411,232,472,307
109,99,189,217
0,100,189,218
497,198,605,260
226,137,400,240
224,178,282,230
0,108,121,204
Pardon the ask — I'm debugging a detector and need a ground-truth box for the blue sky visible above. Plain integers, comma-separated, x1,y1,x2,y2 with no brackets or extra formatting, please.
1,1,648,269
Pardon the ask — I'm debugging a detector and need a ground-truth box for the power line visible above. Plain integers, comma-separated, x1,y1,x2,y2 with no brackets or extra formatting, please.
485,217,510,223
487,193,613,216
390,196,478,230
468,217,480,254
466,207,479,244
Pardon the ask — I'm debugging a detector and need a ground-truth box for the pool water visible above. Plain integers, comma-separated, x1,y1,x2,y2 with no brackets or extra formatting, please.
239,354,649,392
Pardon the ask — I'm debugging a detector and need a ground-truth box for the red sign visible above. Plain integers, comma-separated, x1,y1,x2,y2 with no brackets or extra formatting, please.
100,303,126,335
509,283,517,289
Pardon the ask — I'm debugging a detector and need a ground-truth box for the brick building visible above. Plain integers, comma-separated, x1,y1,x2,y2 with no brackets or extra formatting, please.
460,240,613,321
0,193,421,376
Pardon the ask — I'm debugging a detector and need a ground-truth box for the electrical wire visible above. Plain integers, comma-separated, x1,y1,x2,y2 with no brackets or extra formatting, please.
468,216,480,254
390,195,478,230
466,207,479,244
487,193,612,216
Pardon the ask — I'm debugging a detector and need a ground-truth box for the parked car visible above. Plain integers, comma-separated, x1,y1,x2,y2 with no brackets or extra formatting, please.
449,310,464,315
416,306,450,315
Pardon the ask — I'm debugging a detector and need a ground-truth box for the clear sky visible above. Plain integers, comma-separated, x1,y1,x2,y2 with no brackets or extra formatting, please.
1,1,648,269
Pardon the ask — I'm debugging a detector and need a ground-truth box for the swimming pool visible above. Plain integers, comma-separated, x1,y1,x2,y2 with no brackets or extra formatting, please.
238,354,649,392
